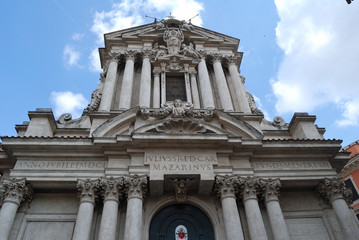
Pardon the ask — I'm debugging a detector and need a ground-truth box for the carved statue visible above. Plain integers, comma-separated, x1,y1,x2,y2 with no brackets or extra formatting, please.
153,20,165,30
163,29,184,55
181,20,194,31
179,43,200,59
152,43,167,60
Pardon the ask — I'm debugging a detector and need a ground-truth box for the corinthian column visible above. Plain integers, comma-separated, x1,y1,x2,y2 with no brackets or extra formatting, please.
211,54,234,111
317,177,359,240
152,68,161,108
197,52,215,109
214,175,244,240
190,70,200,109
262,179,289,240
139,50,152,108
73,179,99,240
226,55,251,113
99,53,120,111
241,177,268,240
123,175,148,240
119,51,136,110
0,178,32,240
98,177,124,240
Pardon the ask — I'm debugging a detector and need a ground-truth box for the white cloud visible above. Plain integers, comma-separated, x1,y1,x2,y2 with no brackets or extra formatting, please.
72,33,84,41
89,48,102,72
50,91,88,119
89,0,204,72
63,44,81,68
272,0,359,127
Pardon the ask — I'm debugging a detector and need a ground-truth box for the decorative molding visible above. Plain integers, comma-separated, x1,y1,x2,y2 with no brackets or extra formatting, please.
317,177,352,204
77,179,100,204
169,178,195,202
261,179,281,203
156,119,206,134
0,178,33,206
124,175,148,200
99,177,124,202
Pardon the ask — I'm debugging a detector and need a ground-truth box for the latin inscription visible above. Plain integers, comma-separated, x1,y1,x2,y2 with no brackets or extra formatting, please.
251,161,331,170
145,153,217,173
15,160,106,170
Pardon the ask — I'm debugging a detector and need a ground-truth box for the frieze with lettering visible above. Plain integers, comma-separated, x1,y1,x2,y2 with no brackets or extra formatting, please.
15,160,106,170
251,161,331,170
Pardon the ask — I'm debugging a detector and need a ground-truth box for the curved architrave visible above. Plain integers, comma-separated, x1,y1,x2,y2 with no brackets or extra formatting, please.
216,111,263,139
143,196,224,240
132,118,227,135
92,108,138,137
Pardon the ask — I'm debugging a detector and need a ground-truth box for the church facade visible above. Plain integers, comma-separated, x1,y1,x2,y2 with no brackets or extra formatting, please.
1,18,359,240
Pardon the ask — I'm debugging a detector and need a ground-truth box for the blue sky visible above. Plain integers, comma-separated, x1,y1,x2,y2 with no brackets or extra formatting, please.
1,0,358,147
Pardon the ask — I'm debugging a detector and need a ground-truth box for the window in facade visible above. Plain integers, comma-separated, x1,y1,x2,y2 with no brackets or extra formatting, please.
345,178,359,202
166,75,187,101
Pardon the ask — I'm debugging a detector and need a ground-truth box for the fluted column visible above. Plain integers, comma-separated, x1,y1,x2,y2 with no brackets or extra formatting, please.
99,54,119,111
262,179,289,240
241,177,268,240
197,53,215,109
0,178,32,240
119,51,136,110
211,54,234,111
226,56,251,113
190,70,200,109
317,177,359,240
139,50,152,108
73,179,99,240
98,177,124,240
214,175,244,240
123,175,148,240
152,68,161,108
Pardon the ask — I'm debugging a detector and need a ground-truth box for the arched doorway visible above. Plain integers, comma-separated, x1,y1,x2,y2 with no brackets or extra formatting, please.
149,204,215,240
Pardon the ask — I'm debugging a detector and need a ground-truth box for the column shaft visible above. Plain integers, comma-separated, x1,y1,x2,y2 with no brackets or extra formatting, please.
213,59,234,111
228,63,251,113
73,202,95,240
124,198,143,240
190,72,200,109
197,58,215,109
99,60,118,111
98,200,119,240
244,199,268,240
221,197,245,240
332,198,359,239
139,56,151,108
119,53,136,110
152,70,160,108
266,200,289,240
0,202,19,240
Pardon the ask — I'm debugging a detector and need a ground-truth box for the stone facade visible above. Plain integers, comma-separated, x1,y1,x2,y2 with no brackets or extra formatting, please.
1,17,359,240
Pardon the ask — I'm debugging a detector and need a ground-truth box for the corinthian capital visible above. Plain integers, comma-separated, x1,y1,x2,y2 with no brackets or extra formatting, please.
225,55,241,66
141,49,153,59
261,179,281,203
0,178,33,206
214,175,244,200
77,179,100,204
108,52,121,63
240,177,260,201
124,175,148,200
210,53,223,64
100,177,124,202
125,50,137,61
317,177,350,203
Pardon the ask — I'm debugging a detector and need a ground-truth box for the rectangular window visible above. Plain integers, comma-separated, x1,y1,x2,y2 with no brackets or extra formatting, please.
166,75,187,101
345,178,359,202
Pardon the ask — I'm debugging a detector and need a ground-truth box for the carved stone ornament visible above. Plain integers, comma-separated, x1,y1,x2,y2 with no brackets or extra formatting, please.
152,43,168,61
124,175,148,200
246,91,263,115
179,43,200,59
225,55,241,66
108,52,121,63
169,178,195,202
240,177,260,201
210,53,223,63
163,29,184,55
83,73,105,115
77,179,100,204
125,50,137,61
99,177,124,202
140,99,214,121
261,179,281,203
214,175,244,200
0,178,33,206
57,113,72,124
156,119,206,134
272,116,286,127
317,177,351,204
168,56,183,71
